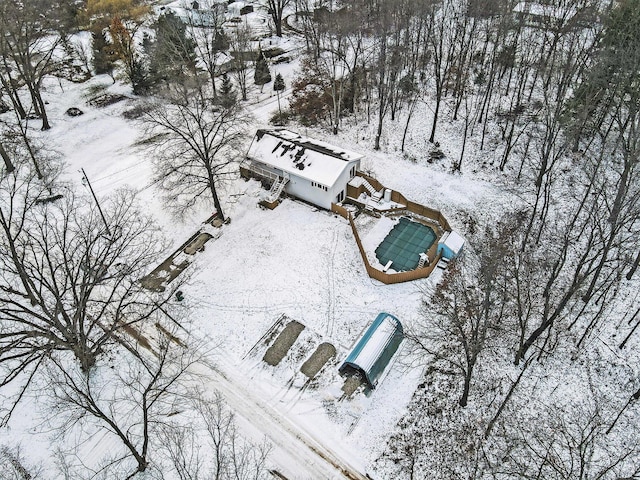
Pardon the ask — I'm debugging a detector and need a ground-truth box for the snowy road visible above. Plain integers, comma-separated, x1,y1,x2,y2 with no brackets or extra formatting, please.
140,318,369,480
196,357,369,480
249,86,294,124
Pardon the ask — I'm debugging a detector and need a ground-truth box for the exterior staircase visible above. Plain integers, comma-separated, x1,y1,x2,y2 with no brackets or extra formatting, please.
360,178,379,199
359,177,384,206
266,174,289,203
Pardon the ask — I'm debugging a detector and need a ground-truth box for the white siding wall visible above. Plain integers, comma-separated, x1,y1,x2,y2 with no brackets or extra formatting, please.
254,158,360,210
329,159,360,207
285,176,331,209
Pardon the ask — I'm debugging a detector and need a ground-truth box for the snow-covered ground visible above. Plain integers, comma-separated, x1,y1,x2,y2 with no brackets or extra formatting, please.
0,76,437,476
0,20,527,479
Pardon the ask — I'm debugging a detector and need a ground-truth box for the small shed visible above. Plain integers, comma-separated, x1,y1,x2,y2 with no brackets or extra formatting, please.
339,313,403,389
437,230,465,260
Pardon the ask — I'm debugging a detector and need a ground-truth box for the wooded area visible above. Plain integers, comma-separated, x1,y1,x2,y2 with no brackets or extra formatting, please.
0,0,638,478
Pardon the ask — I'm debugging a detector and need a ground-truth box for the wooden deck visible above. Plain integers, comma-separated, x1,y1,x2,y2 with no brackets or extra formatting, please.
333,173,454,284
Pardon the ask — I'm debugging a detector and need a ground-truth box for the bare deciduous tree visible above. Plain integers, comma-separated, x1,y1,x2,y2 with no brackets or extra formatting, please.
298,2,368,134
408,255,497,407
0,444,42,479
378,370,486,480
159,392,272,480
229,22,252,102
267,0,291,37
185,5,227,98
0,0,68,130
45,323,201,479
141,92,250,220
0,181,166,413
495,383,640,480
0,140,14,173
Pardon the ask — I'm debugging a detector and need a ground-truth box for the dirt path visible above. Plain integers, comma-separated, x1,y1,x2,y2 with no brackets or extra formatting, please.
136,324,369,480
325,227,339,337
197,357,369,480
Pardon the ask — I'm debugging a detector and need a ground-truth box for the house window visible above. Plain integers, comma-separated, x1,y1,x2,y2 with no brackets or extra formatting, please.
311,181,327,191
337,190,345,203
350,166,356,178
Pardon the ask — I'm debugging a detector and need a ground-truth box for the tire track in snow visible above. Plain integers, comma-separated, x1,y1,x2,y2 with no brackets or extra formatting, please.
194,300,307,313
195,298,379,318
326,227,339,338
133,325,369,480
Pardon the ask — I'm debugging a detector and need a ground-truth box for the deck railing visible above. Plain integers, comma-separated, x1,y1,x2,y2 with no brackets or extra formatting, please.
353,172,452,232
331,203,442,285
240,160,283,183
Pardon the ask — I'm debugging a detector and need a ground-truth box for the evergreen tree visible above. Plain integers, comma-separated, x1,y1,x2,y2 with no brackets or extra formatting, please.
83,0,150,94
109,16,150,95
148,11,197,88
129,56,152,95
254,50,272,92
273,72,285,92
91,29,116,77
218,73,236,108
273,72,285,116
212,29,229,53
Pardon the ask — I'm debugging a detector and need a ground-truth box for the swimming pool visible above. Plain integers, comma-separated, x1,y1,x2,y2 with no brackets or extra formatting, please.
375,217,436,271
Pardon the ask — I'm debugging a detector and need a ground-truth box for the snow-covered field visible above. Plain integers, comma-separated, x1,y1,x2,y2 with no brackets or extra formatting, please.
0,39,513,475
7,6,637,477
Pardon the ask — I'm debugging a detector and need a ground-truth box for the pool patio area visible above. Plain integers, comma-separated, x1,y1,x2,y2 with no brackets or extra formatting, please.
375,217,437,272
330,172,464,284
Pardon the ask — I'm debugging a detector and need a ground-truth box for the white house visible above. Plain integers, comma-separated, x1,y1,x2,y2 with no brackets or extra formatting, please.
512,1,579,29
241,129,363,210
163,1,227,27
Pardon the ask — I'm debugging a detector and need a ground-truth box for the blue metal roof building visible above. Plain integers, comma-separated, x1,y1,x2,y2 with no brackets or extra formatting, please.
339,313,404,389
437,230,465,260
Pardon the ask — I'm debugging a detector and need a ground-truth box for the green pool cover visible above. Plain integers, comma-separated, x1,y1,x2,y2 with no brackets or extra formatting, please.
375,217,436,272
